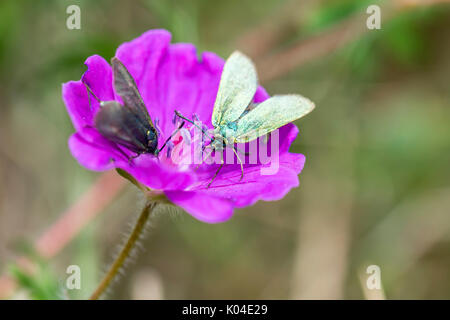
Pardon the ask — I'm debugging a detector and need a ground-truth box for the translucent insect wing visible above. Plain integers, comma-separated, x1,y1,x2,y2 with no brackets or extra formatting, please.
94,101,149,153
111,58,155,129
212,51,258,127
234,95,315,143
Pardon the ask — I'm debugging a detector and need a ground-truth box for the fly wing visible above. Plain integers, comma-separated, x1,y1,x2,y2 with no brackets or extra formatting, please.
94,101,151,154
111,57,155,129
234,95,315,143
212,51,258,127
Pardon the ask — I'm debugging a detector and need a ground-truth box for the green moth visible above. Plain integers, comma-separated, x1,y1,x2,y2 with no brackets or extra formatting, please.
176,51,315,187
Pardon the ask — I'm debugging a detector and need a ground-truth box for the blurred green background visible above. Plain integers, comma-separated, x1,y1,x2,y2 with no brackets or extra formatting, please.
0,0,449,299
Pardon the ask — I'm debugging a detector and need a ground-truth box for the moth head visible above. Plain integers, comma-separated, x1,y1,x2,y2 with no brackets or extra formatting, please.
211,134,226,151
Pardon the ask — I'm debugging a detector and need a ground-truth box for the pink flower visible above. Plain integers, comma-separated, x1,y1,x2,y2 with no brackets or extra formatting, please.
63,29,306,223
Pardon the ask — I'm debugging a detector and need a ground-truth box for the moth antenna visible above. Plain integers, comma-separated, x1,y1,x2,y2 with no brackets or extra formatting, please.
158,121,185,154
174,110,214,142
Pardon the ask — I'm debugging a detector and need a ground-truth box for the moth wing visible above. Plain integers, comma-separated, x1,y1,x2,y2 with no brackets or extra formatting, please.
234,95,315,143
95,101,150,153
111,58,155,129
212,51,258,127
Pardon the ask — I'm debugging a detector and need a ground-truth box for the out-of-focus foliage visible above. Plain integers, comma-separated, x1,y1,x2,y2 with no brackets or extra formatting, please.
303,0,374,33
9,258,62,300
0,0,449,299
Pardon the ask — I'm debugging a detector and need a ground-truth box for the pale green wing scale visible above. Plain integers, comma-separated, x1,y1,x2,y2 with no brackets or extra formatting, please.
212,51,258,127
233,95,315,143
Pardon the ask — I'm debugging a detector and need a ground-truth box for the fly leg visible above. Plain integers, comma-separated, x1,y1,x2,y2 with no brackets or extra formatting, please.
82,80,102,108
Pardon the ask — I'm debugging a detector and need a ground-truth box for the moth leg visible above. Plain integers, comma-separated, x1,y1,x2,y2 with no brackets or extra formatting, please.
195,145,212,171
232,146,244,181
235,146,250,156
207,159,224,188
174,110,214,142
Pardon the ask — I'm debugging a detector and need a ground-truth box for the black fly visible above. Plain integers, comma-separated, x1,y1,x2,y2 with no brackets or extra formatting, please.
83,58,184,161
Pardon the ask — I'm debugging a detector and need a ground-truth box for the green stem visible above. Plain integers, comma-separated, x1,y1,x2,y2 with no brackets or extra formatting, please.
89,201,157,300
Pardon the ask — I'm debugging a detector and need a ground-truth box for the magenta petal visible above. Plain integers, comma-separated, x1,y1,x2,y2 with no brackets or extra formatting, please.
254,86,269,103
201,51,223,73
116,154,196,191
68,131,116,171
62,81,93,131
63,55,114,131
115,29,171,98
64,29,311,224
279,123,300,153
153,44,218,135
195,153,306,208
81,55,114,103
143,45,225,141
165,190,234,223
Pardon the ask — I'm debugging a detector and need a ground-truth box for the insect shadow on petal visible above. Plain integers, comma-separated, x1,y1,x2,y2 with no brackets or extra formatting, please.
83,57,185,163
175,51,315,188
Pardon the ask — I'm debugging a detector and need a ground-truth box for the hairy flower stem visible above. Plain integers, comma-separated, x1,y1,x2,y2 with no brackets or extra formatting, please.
89,201,157,300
